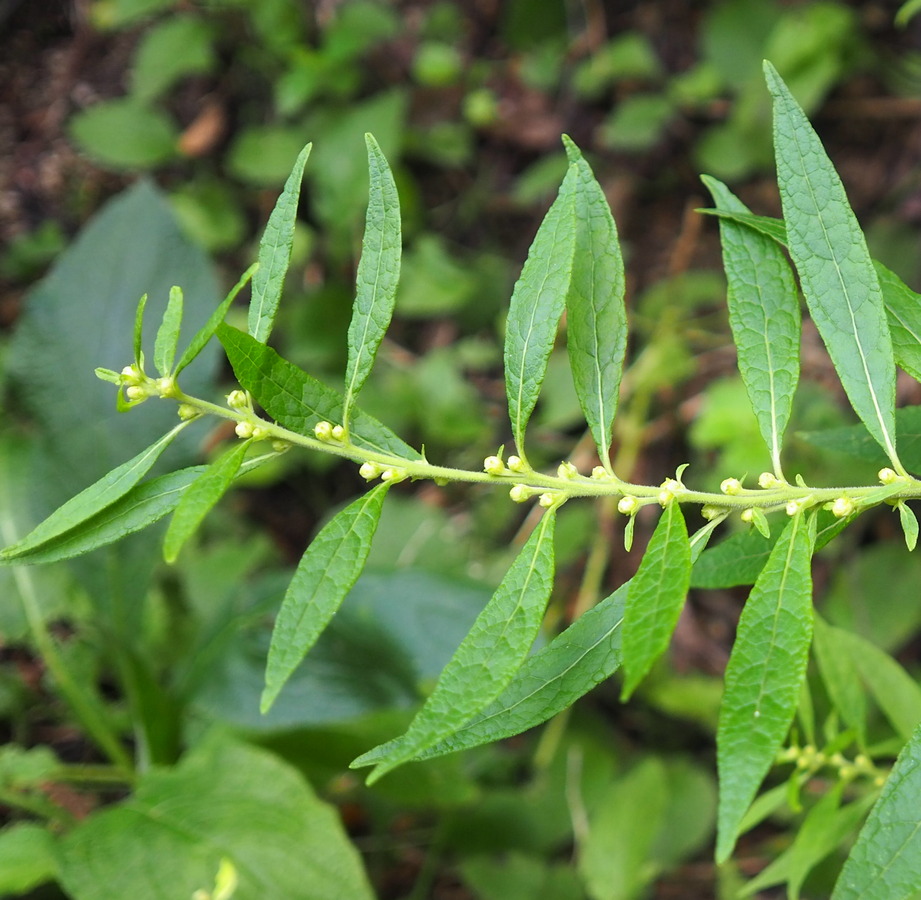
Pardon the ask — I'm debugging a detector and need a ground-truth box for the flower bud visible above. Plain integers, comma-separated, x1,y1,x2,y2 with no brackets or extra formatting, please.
618,496,639,516
271,439,290,453
720,477,742,495
591,466,607,480
700,505,722,520
251,426,269,440
235,421,255,439
125,385,147,402
177,403,200,421
506,455,526,473
509,484,530,503
557,461,578,479
740,508,754,523
831,496,855,518
786,499,801,516
226,389,248,409
758,472,778,489
381,468,404,482
539,492,555,508
314,421,333,441
331,424,345,441
658,489,674,507
483,455,505,475
359,462,380,481
879,467,899,485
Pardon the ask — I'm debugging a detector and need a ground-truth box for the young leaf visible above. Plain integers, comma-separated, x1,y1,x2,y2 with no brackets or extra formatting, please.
248,142,312,344
876,261,921,385
562,137,628,468
765,61,900,470
352,511,557,782
133,292,148,367
262,482,391,713
897,500,919,551
716,512,815,863
621,502,692,700
153,285,184,377
342,135,401,433
833,724,921,899
162,439,250,563
0,421,190,561
174,262,257,377
218,323,420,460
504,161,578,459
703,176,800,476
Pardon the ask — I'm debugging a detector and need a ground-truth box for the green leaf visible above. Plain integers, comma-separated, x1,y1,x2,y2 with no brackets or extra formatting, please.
1,422,189,561
153,285,183,376
504,162,578,457
70,99,178,170
621,503,692,699
58,736,374,900
562,137,628,468
877,261,921,385
261,483,390,713
162,439,250,564
697,208,787,245
716,512,815,862
218,323,420,459
343,135,401,432
0,823,59,895
133,292,148,367
813,614,867,748
130,14,215,103
691,527,779,588
174,262,257,377
703,176,800,474
897,501,919,551
353,511,557,782
833,723,921,899
765,61,899,468
248,142,312,343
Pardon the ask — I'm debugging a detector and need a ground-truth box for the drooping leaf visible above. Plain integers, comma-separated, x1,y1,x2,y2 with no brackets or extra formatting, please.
621,502,692,699
58,736,374,900
504,161,578,457
261,483,390,713
218,323,420,459
716,512,814,862
153,285,184,376
248,142,311,343
897,501,919,551
162,439,251,563
352,511,557,782
562,137,628,468
765,61,899,468
703,176,800,474
0,422,190,562
832,723,921,900
342,135,401,432
876,261,921,385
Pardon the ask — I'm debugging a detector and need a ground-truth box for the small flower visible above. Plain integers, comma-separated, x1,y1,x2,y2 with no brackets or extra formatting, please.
226,389,248,409
235,421,255,439
831,496,855,518
557,461,578,479
509,484,530,503
700,505,722,520
539,492,555,508
879,467,899,485
618,496,639,516
506,455,526,473
125,385,147,402
331,424,345,441
758,472,778,489
381,468,405,482
314,421,334,441
359,462,380,481
177,403,200,421
786,499,801,516
483,455,505,476
251,426,270,440
591,466,607,480
720,477,742,495
661,478,681,493
658,489,674,507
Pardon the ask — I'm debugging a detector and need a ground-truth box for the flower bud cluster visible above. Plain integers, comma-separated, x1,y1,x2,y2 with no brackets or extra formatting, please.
314,421,346,442
359,461,406,484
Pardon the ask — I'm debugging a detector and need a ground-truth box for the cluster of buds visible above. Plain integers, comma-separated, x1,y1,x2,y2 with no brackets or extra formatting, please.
359,462,406,484
483,454,529,477
314,421,346,443
720,477,743,496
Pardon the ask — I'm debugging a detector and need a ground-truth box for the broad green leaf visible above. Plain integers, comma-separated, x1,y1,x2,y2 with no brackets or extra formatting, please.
563,138,628,467
0,823,59,894
218,323,420,459
703,176,800,474
174,262,257,376
765,61,899,468
716,512,814,862
504,161,578,457
69,99,178,170
262,482,390,713
621,502,692,699
248,142,311,343
0,422,189,561
876,261,921,384
162,439,250,563
353,511,557,782
343,135,401,432
813,614,867,748
153,284,183,376
833,723,921,899
691,527,779,589
58,736,374,900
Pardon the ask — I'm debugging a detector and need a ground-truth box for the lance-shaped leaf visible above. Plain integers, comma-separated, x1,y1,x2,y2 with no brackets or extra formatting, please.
504,161,578,457
218,324,420,460
352,511,557,782
262,483,390,713
133,292,148,367
248,142,312,344
174,262,257,377
813,614,867,749
876,261,921,385
698,208,787,245
716,512,814,863
162,439,251,563
154,285,184,376
832,723,921,900
343,135,401,433
765,61,900,469
0,421,190,561
703,176,800,475
563,137,628,467
620,502,692,699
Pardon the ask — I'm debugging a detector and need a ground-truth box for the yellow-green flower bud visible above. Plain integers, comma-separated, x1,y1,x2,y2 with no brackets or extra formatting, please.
125,385,147,402
251,425,269,440
758,472,778,489
557,461,578,479
591,466,607,480
700,505,722,520
359,462,380,481
331,424,345,441
483,455,505,476
879,467,899,485
831,496,855,518
538,492,555,508
235,421,254,439
506,455,526,473
658,489,674,507
271,439,290,453
177,403,200,421
786,499,801,516
381,468,403,482
314,421,333,441
740,508,754,523
720,477,742,495
226,389,248,409
618,496,639,516
509,484,530,503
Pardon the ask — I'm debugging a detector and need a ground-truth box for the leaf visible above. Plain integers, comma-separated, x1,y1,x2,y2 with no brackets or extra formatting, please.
0,823,59,895
69,99,178,170
691,527,780,588
897,501,919,551
174,262,257,377
876,261,921,385
58,736,374,900
765,61,899,468
162,439,250,564
352,511,557,782
621,503,692,699
716,512,814,862
703,176,800,474
697,208,787,245
133,292,148,366
832,723,921,900
504,162,578,457
248,142,311,343
0,422,189,561
813,614,867,748
342,135,401,432
218,323,420,459
562,137,628,467
153,285,183,376
261,483,390,713
130,14,215,103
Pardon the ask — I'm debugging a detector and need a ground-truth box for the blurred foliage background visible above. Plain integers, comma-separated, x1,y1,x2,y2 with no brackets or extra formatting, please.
2,1,921,897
